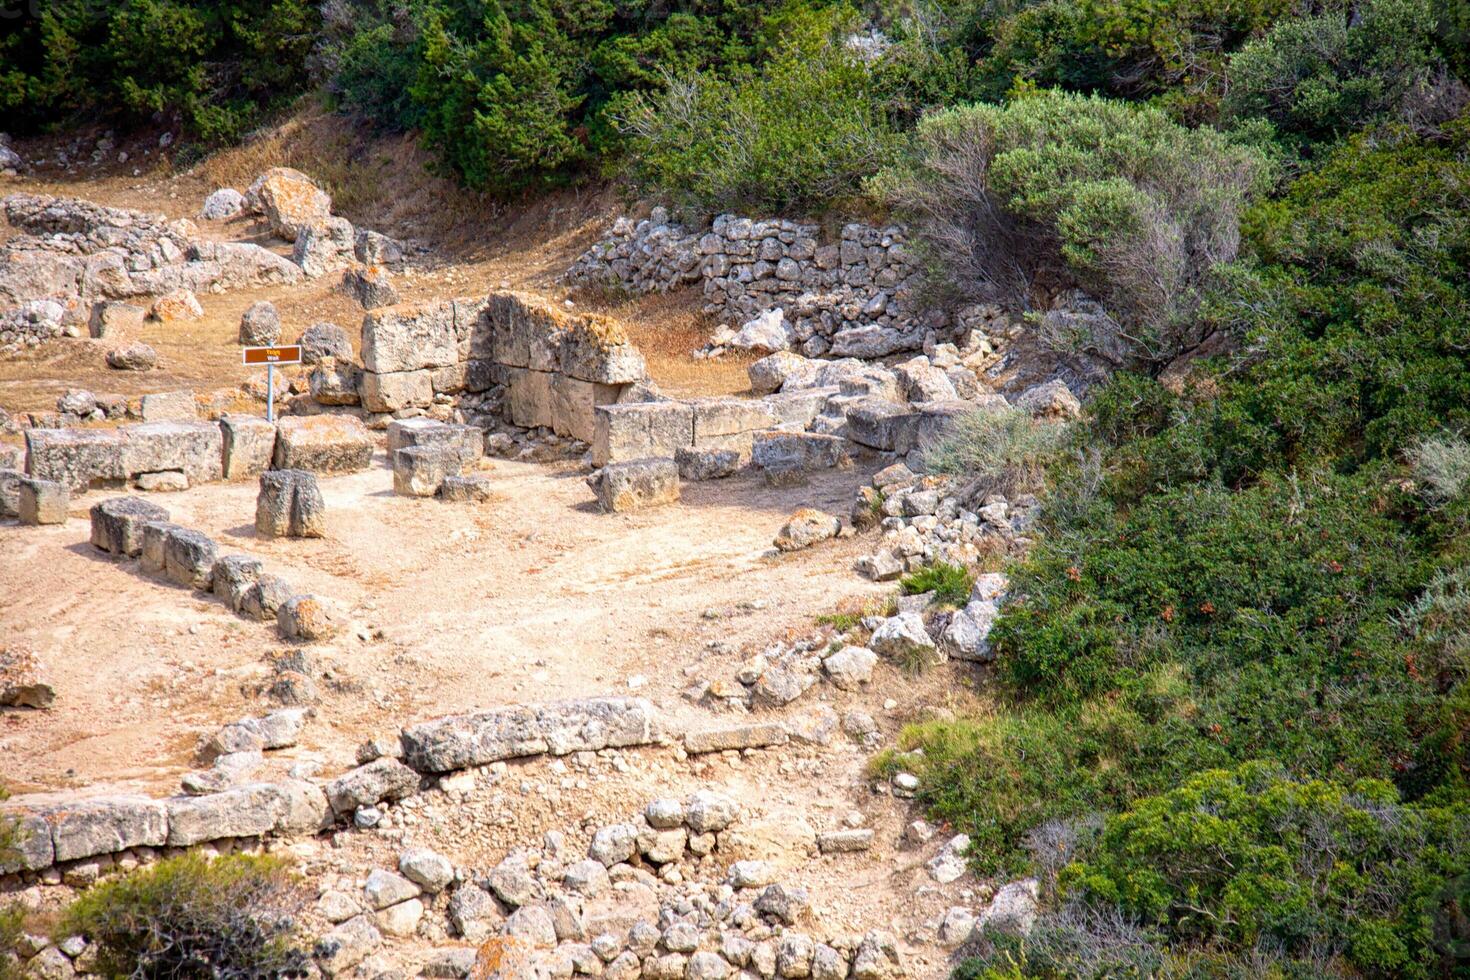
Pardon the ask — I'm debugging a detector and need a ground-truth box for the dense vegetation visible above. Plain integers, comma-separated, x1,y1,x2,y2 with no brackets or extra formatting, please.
5,0,1470,973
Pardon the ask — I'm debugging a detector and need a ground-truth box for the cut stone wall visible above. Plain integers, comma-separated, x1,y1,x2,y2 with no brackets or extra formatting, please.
356,291,650,441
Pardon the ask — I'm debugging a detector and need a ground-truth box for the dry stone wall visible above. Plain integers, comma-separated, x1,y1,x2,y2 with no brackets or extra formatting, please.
564,209,991,359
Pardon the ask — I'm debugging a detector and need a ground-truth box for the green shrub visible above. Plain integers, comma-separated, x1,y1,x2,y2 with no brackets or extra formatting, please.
62,853,309,978
623,7,905,215
921,408,1067,497
0,0,319,143
1063,762,1470,978
1223,0,1464,152
900,561,975,607
875,91,1267,367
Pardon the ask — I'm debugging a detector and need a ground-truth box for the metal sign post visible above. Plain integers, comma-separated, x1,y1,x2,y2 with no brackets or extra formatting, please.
241,345,303,423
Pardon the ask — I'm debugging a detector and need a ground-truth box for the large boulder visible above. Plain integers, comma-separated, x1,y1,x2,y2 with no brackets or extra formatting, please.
256,469,327,538
590,458,679,513
292,216,355,278
272,416,373,473
309,357,362,406
248,168,333,241
149,289,204,323
89,497,170,557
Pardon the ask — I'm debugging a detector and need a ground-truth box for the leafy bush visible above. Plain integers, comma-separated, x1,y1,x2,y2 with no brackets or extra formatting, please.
622,8,905,215
900,561,975,607
1223,0,1467,151
875,91,1267,367
322,0,790,195
0,0,320,143
62,853,309,978
1064,762,1470,978
922,408,1067,498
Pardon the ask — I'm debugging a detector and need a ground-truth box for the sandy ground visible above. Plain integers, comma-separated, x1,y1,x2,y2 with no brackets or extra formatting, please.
0,118,1000,974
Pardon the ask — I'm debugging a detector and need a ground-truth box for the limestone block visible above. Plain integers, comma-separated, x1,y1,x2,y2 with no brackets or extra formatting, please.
591,401,694,467
273,416,374,473
220,415,276,479
360,369,433,414
89,497,170,556
591,458,680,513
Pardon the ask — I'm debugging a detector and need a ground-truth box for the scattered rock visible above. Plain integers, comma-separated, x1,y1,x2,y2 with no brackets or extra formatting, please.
106,342,157,371
774,508,840,551
238,301,281,346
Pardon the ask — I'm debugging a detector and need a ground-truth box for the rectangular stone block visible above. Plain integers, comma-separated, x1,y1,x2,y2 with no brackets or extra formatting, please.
121,421,223,486
24,428,126,491
273,416,375,473
591,401,694,467
400,697,658,773
683,722,789,755
0,443,22,470
464,359,499,393
361,301,458,374
453,296,491,361
558,316,647,384
487,292,564,370
549,374,623,443
751,431,849,471
18,478,67,525
220,415,276,479
845,398,920,453
164,784,286,846
505,368,555,430
38,796,169,862
360,369,433,413
140,389,198,422
88,301,146,339
0,810,53,872
430,362,468,394
593,457,680,512
763,387,838,431
386,419,483,466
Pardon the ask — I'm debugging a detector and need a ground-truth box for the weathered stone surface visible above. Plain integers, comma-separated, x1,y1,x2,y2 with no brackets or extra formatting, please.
0,644,54,711
345,266,399,309
822,646,876,690
325,758,420,815
393,445,460,497
503,367,554,430
238,301,281,346
447,885,502,942
870,613,941,667
211,554,263,609
18,478,67,525
591,401,693,467
298,321,353,365
0,809,53,872
220,415,276,479
89,497,169,556
400,847,454,893
362,302,458,374
387,419,484,466
249,167,332,241
135,470,187,492
674,446,742,481
400,697,658,773
139,520,182,574
763,388,836,432
314,914,382,978
309,356,361,406
774,508,840,551
439,475,496,503
360,369,433,413
817,829,875,853
691,398,779,451
25,428,125,491
201,188,244,221
0,468,21,518
149,289,203,323
1013,379,1081,420
684,790,741,834
684,722,788,755
278,594,345,642
748,351,819,395
256,469,326,538
591,458,680,513
751,431,848,473
121,421,222,485
164,527,217,589
845,399,920,453
239,573,293,621
365,869,421,910
273,415,373,473
292,216,355,278
106,342,158,371
139,389,198,422
164,783,287,845
36,796,168,862
548,374,623,442
89,301,145,339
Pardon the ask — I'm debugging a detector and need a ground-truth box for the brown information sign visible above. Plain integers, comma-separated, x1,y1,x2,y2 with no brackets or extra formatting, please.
242,345,302,365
